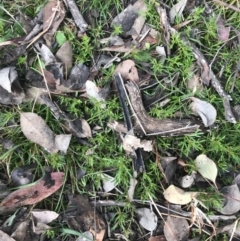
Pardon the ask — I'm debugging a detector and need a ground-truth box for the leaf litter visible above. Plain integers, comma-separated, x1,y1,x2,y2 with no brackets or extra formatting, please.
0,0,240,240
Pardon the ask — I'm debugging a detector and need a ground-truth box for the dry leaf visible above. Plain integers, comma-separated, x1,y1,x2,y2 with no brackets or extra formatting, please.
136,208,158,231
101,174,116,193
195,154,218,187
66,63,89,90
169,0,187,23
64,117,92,138
65,194,106,234
0,172,64,209
179,172,196,188
163,184,198,205
126,0,147,39
0,230,15,241
189,97,217,127
114,60,139,82
20,112,57,153
20,112,71,153
55,134,72,154
11,220,31,240
76,231,94,241
218,221,240,238
111,5,137,32
31,210,59,224
85,80,106,108
156,46,166,63
43,0,65,46
90,228,105,241
107,121,128,133
218,184,240,215
186,66,203,93
39,43,56,65
56,41,73,76
160,156,177,183
164,216,189,241
34,222,51,235
122,134,152,153
0,67,18,93
217,18,230,42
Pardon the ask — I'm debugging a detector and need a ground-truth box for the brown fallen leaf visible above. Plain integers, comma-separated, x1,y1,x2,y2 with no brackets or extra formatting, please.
43,0,66,46
126,0,147,39
90,228,105,241
114,60,139,82
0,172,64,209
64,194,106,234
43,69,60,90
20,112,71,153
164,216,189,241
0,230,15,241
217,18,230,42
56,41,73,76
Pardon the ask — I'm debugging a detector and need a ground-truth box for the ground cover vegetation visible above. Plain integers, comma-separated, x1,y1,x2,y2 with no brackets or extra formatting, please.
0,0,240,240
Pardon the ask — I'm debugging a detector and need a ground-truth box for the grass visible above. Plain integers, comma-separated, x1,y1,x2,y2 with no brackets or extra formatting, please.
0,0,240,240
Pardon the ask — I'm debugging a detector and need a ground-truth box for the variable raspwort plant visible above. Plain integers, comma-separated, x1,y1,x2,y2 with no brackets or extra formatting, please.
0,0,240,240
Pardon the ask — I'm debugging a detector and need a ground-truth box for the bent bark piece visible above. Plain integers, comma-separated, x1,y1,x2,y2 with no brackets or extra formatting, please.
125,81,201,136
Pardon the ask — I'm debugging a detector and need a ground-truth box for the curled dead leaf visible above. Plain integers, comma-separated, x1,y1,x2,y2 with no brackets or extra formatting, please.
114,60,139,82
189,97,217,127
163,184,198,205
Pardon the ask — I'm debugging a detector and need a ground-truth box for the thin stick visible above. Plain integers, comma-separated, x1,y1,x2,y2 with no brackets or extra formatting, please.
117,73,147,135
36,54,52,101
26,1,61,48
212,0,240,13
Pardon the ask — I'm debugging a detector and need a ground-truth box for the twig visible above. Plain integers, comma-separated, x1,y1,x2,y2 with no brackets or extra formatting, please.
155,6,171,56
212,0,240,13
171,30,236,123
26,1,61,48
92,199,236,222
157,0,171,9
154,4,236,123
64,0,88,33
115,73,145,173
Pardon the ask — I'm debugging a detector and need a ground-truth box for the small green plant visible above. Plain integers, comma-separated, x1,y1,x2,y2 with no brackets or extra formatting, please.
111,24,123,35
45,229,56,239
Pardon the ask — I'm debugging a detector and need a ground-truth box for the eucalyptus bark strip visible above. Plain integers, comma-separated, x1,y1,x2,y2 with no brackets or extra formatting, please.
64,0,88,33
125,81,201,136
